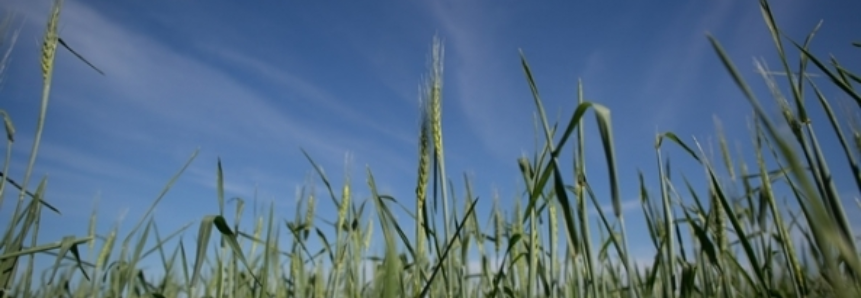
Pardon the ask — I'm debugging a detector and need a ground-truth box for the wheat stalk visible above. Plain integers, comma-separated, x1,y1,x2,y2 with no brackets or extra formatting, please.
414,88,431,295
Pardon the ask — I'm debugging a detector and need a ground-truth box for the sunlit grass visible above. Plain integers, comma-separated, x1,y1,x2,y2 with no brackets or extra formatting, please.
1,0,859,297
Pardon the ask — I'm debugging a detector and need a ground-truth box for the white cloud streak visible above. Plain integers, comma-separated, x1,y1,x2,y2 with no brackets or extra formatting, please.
425,1,534,165
2,0,426,218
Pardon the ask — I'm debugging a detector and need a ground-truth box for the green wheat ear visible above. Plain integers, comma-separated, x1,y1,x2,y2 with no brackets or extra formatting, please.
41,0,104,78
0,1,63,294
41,0,62,85
413,81,431,295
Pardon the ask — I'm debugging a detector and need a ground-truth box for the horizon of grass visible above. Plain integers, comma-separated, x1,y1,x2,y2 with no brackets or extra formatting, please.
1,0,860,297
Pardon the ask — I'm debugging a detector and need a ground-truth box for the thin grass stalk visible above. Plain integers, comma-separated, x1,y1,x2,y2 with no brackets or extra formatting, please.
461,178,479,297
20,183,44,296
590,104,635,298
709,34,854,296
710,121,733,297
415,93,431,296
654,137,676,297
0,1,62,294
425,35,453,296
808,79,861,205
0,14,22,84
21,0,60,202
757,151,806,296
547,195,559,298
216,159,228,298
750,90,807,298
800,114,858,269
716,20,861,295
340,161,353,295
575,79,598,298
779,76,859,282
527,200,538,297
759,0,860,276
0,111,13,210
518,51,585,298
324,157,351,297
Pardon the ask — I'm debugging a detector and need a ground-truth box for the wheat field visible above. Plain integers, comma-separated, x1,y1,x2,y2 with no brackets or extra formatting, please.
1,0,860,297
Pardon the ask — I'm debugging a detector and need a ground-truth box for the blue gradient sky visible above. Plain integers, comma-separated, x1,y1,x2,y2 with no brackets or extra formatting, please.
1,0,860,272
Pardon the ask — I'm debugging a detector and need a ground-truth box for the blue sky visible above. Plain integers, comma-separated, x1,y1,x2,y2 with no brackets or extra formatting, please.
1,0,860,275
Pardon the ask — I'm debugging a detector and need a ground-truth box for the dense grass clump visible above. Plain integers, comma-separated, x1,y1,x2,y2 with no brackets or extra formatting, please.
1,0,860,297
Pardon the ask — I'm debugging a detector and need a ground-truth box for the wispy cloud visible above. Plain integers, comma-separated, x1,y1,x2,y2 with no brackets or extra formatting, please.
634,0,742,131
11,0,423,190
426,1,534,165
204,46,416,148
0,1,385,222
